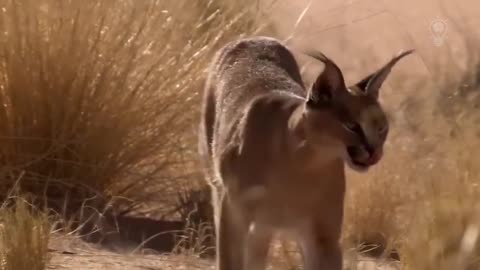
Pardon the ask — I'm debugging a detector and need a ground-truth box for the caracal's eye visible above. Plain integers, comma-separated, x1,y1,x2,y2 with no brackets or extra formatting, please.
343,121,362,134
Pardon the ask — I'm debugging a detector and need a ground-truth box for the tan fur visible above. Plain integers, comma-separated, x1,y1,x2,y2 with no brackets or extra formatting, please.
198,36,412,270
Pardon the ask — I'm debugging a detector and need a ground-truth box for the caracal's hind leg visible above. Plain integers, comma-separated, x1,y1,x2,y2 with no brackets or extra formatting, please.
297,223,342,270
216,193,249,270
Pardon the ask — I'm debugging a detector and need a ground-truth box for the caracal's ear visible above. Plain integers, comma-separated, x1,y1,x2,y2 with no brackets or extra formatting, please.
354,49,414,99
304,51,347,108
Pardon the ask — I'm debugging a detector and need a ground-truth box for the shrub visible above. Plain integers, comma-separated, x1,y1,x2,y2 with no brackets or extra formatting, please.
0,0,263,216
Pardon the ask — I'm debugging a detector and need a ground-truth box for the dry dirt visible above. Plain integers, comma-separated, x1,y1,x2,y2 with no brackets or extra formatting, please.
48,0,480,269
48,235,212,270
48,235,400,270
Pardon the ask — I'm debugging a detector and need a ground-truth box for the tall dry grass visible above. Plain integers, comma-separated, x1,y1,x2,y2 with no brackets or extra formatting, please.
0,197,51,270
0,0,264,216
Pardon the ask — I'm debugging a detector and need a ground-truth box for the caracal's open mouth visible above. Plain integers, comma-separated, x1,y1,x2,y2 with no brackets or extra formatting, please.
346,145,383,170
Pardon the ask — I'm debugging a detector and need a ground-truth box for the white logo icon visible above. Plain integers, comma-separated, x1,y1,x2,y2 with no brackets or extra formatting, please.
430,18,447,47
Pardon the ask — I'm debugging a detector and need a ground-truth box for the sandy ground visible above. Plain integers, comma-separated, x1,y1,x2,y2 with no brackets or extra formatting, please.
47,0,480,269
48,235,213,270
47,235,400,270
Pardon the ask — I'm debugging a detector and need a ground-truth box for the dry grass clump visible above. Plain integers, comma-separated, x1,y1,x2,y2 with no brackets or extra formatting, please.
397,70,480,268
172,216,215,258
170,186,215,257
0,0,262,216
400,193,480,270
0,197,51,270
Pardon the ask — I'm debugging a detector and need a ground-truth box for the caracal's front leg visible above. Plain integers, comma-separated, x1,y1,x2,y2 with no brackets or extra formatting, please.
244,222,273,270
297,222,343,270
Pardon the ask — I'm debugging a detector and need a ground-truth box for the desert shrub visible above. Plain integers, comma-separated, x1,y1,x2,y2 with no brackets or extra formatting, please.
399,178,480,270
0,0,263,216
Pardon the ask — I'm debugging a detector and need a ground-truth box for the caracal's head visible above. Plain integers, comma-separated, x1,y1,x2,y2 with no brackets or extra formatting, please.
300,50,413,172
